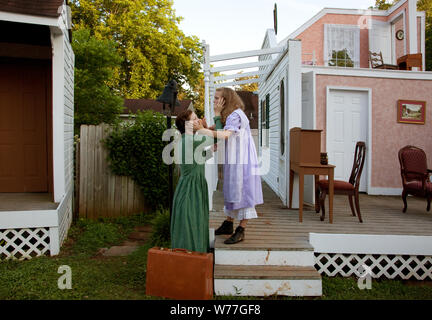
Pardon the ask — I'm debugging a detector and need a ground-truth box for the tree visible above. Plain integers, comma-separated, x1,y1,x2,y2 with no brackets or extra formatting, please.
72,29,124,129
70,0,203,100
234,71,259,92
328,49,354,67
371,0,396,10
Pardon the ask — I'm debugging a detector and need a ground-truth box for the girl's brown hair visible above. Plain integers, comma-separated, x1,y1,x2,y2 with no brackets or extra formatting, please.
175,109,193,134
217,87,245,125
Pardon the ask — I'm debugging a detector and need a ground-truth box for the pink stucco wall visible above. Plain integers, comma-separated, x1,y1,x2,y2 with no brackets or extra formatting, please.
388,1,410,53
296,14,386,68
394,16,406,60
296,1,418,68
315,74,432,189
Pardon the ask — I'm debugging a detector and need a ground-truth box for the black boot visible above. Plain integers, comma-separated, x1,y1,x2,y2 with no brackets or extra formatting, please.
215,220,234,235
224,226,245,244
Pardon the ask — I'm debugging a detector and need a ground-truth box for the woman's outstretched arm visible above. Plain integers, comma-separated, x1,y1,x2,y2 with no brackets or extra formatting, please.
195,125,233,140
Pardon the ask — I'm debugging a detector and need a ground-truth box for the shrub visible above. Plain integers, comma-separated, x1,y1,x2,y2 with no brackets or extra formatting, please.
149,209,171,248
104,110,170,209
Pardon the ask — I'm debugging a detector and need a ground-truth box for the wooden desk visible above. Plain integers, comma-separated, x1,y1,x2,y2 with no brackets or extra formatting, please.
289,163,335,223
397,54,423,71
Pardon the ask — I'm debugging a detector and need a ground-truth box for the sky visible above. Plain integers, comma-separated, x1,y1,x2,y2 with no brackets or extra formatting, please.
172,0,378,58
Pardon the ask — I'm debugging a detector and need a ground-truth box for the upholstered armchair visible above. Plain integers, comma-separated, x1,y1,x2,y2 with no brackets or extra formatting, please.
398,146,432,212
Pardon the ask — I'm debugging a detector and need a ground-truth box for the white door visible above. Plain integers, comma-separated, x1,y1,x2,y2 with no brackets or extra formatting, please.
327,89,368,192
369,20,392,65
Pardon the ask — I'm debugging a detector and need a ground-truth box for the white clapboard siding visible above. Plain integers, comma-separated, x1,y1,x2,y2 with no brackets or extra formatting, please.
258,51,290,197
258,40,302,206
0,3,75,260
60,24,74,246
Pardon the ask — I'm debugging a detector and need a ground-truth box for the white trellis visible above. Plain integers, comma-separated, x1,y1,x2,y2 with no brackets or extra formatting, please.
315,253,432,280
310,233,432,280
202,42,284,122
0,228,50,260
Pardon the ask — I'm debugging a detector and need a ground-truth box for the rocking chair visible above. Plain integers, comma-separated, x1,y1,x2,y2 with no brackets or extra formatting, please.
316,142,366,223
398,145,432,212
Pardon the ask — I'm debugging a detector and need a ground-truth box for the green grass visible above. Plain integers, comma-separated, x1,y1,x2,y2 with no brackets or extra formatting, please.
1,213,432,300
0,212,162,300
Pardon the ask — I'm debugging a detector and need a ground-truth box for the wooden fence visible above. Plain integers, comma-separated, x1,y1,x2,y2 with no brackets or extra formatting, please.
76,124,148,219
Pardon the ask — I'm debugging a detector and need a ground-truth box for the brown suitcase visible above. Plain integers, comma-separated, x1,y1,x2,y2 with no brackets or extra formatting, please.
146,247,214,300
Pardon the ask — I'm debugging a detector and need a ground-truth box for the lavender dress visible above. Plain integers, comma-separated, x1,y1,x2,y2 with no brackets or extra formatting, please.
219,109,263,220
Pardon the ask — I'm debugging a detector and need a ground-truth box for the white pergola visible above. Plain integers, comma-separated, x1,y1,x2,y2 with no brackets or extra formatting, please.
202,42,287,211
202,42,285,122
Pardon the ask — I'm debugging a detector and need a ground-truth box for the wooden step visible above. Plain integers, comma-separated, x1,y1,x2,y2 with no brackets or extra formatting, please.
214,248,315,266
214,265,321,280
214,265,322,297
214,236,314,251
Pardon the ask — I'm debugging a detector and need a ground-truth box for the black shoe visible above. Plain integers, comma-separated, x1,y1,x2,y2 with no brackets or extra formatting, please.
215,220,234,235
224,226,245,245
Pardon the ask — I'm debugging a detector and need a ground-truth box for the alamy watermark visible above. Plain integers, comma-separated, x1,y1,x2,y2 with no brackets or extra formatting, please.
357,264,373,290
162,125,271,176
58,265,72,290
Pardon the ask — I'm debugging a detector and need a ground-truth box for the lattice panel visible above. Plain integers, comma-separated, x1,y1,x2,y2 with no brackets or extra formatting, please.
315,253,432,280
0,228,50,261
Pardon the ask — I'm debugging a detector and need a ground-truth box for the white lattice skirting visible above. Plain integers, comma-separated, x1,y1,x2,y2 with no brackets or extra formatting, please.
0,190,73,261
314,253,432,280
0,228,50,260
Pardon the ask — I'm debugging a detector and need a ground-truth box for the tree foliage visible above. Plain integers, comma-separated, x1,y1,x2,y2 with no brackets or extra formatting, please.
70,0,203,100
371,0,395,10
234,71,259,92
72,28,124,128
328,49,354,67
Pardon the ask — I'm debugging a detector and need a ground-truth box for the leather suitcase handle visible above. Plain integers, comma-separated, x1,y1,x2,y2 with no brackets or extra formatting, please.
159,247,192,254
158,247,211,256
172,248,193,254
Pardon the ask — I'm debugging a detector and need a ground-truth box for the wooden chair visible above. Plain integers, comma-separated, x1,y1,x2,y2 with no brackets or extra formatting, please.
369,51,399,70
398,146,432,213
316,142,366,223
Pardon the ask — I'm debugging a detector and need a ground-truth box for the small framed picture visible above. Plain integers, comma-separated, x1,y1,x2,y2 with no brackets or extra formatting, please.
397,100,426,124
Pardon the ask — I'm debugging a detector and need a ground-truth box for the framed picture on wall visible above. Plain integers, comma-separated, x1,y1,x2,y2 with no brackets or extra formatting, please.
397,100,426,124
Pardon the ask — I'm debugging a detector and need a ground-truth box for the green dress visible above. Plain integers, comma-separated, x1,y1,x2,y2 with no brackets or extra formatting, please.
170,133,212,253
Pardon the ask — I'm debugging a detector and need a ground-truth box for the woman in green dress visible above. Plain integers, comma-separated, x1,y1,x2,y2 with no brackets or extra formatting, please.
170,110,213,253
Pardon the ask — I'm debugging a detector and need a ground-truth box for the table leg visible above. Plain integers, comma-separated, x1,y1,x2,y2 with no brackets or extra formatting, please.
289,169,294,209
329,168,334,224
299,170,304,223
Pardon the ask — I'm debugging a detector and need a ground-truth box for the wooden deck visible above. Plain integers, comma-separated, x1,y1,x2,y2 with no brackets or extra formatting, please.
0,193,58,211
210,181,432,250
211,180,432,296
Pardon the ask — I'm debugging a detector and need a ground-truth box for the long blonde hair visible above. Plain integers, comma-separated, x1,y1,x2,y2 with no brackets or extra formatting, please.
217,87,245,125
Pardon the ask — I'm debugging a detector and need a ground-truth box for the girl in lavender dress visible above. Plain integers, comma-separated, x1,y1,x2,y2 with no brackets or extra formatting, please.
194,87,263,244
